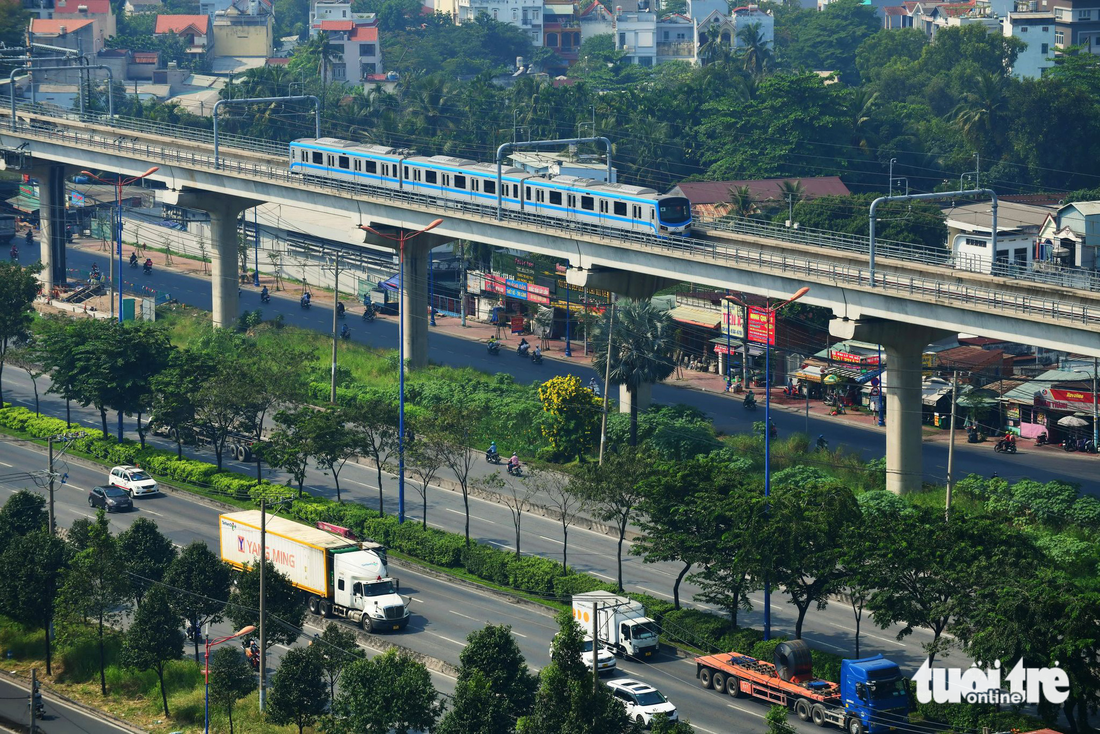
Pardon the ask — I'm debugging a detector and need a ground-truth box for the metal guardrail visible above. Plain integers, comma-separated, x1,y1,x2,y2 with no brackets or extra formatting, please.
6,109,1100,330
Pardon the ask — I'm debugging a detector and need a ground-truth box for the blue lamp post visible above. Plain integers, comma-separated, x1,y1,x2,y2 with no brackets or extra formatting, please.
877,343,885,426
564,277,572,357
428,246,436,327
359,219,444,524
724,286,809,642
253,207,260,287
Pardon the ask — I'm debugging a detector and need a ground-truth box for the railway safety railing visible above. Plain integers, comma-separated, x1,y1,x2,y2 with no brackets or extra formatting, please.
6,108,1100,330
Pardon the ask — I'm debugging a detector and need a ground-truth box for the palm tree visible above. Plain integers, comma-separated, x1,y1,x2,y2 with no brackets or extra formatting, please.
952,71,1008,156
729,184,756,218
591,299,676,446
778,179,805,216
848,88,879,155
736,22,773,79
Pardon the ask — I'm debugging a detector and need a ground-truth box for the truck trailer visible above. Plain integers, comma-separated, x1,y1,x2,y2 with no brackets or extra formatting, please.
695,640,909,734
572,591,660,659
218,511,410,632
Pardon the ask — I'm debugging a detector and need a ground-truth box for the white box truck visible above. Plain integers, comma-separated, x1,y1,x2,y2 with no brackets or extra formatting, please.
219,511,410,632
572,591,660,659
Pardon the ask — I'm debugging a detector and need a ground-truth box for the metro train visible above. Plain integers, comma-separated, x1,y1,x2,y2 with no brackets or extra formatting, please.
288,137,693,236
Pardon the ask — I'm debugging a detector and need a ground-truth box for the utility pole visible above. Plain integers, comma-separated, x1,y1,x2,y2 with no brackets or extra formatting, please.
29,669,37,734
459,241,467,328
258,499,266,711
804,383,809,437
945,370,959,520
591,601,598,693
330,253,340,404
47,437,55,536
598,302,615,465
583,286,589,356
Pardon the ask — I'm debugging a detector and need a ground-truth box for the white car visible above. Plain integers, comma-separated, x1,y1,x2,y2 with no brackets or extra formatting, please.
549,635,617,675
108,465,158,497
607,679,678,728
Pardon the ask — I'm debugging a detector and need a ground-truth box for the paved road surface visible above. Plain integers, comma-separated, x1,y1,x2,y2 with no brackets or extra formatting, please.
0,676,131,734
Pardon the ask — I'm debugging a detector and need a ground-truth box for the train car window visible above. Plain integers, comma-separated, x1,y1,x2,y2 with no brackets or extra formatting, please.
312,151,323,165
425,170,437,184
539,190,546,203
338,155,350,169
513,185,520,198
404,166,409,179
614,201,627,217
366,160,377,174
549,191,562,205
484,180,496,195
300,151,307,162
567,194,576,208
650,207,655,220
581,196,594,211
327,155,334,167
455,175,467,189
526,186,532,200
472,179,480,192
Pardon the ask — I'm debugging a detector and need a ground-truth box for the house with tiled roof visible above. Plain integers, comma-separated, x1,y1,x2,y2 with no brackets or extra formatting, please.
305,0,383,83
669,177,852,219
53,0,117,47
155,14,212,56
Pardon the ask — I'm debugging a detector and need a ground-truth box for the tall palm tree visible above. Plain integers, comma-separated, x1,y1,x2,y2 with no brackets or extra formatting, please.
847,88,879,155
736,22,773,79
729,185,756,218
591,299,676,446
952,71,1008,157
778,179,806,210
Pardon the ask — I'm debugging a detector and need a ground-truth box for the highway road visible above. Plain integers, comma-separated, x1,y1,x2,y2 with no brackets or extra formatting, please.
45,242,1100,497
0,433,864,734
0,676,132,734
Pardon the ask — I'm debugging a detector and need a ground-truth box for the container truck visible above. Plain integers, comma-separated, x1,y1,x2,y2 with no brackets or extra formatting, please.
218,511,410,632
695,640,909,734
572,591,660,659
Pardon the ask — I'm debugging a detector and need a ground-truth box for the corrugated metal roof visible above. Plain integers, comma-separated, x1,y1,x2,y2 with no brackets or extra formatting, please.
668,305,721,329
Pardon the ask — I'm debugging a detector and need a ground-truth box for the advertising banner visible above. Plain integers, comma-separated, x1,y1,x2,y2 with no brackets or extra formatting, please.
746,307,775,346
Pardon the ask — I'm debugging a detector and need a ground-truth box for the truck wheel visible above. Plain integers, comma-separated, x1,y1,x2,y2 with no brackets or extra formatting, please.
811,705,827,727
319,601,331,618
711,672,726,694
699,668,714,690
308,597,320,615
848,718,865,734
727,677,745,698
236,445,248,462
360,615,373,633
795,699,811,721
240,446,252,463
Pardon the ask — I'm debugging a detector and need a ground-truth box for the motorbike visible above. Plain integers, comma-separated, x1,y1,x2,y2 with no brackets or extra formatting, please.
130,256,139,269
1035,432,1049,446
1077,437,1097,454
966,428,984,444
1063,438,1077,452
815,437,828,452
743,397,757,412
244,639,260,671
485,450,501,464
507,462,523,477
260,291,271,304
531,352,543,365
994,439,1017,454
143,262,153,275
336,303,346,320
300,296,312,310
24,231,32,246
768,424,777,440
363,308,376,323
340,326,351,341
9,246,17,260
32,694,44,720
516,343,530,358
487,341,500,355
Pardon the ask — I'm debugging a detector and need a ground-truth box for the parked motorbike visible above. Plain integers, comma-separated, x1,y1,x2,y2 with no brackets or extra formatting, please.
1063,438,1077,452
1077,437,1097,454
994,439,1017,454
1035,432,1049,446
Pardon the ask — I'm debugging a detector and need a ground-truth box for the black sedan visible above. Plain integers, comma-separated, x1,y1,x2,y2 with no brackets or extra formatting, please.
88,485,133,512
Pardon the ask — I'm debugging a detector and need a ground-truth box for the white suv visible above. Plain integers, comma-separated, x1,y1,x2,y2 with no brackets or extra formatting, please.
607,679,678,728
549,635,617,675
108,465,158,497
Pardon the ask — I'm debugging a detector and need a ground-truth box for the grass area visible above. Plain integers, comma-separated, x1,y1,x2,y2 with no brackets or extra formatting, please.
0,617,300,734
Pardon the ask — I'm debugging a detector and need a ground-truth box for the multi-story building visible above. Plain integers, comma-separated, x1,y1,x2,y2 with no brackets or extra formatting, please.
212,0,274,60
1005,10,1055,76
1049,0,1100,50
53,0,117,47
543,3,581,72
30,16,100,54
315,21,383,82
309,0,376,35
456,0,543,46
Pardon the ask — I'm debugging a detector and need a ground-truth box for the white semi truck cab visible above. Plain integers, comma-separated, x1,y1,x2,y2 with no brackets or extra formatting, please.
573,591,660,659
219,511,410,633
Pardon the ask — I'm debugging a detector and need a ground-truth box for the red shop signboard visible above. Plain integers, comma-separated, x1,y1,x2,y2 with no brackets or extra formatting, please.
746,307,775,346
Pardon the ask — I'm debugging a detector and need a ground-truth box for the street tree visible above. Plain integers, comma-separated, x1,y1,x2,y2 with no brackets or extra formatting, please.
209,646,256,734
306,406,362,503
193,353,260,469
226,558,306,651
0,261,41,406
434,403,479,545
66,517,93,553
245,339,309,481
269,646,330,734
264,408,314,497
56,509,130,695
148,348,219,458
517,611,630,734
495,469,536,557
0,489,47,544
590,299,676,446
35,316,93,426
118,517,177,607
761,471,861,639
312,621,364,702
456,624,537,724
571,447,650,591
163,540,232,663
536,375,601,461
121,585,184,717
0,531,67,675
353,392,398,514
329,649,442,734
6,344,45,415
406,416,446,529
437,670,513,734
524,466,582,570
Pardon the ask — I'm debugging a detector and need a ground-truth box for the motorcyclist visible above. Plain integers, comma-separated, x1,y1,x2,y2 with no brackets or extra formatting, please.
24,229,32,246
743,390,756,408
589,377,601,397
9,244,17,260
517,338,530,356
336,301,345,318
143,257,153,272
508,452,520,473
532,345,542,360
260,285,269,301
487,441,499,461
487,335,499,353
816,434,827,451
130,251,138,268
90,262,100,280
301,292,312,307
768,421,777,440
340,323,350,339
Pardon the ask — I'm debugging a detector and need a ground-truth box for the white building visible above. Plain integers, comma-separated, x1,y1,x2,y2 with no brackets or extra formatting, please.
456,0,542,45
309,0,375,34
1004,11,1055,77
945,200,1054,274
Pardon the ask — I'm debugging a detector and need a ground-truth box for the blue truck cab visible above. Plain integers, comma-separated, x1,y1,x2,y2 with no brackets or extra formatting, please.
841,655,910,734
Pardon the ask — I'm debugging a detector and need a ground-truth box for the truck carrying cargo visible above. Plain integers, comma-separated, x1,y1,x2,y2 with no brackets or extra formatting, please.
572,591,660,659
695,640,909,734
218,511,410,632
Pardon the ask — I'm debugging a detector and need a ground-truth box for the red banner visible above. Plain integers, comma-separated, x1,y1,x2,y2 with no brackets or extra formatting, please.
746,307,775,346
830,350,880,366
485,274,506,295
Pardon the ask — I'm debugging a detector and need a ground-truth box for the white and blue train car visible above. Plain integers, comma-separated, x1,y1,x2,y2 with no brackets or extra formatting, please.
287,138,693,236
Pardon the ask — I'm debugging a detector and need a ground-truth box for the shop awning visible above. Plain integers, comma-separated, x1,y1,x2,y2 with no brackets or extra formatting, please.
378,274,400,292
6,194,37,213
854,368,884,385
668,306,721,329
923,390,951,406
791,365,825,383
710,337,766,357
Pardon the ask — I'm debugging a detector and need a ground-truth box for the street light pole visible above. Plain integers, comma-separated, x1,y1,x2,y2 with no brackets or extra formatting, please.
330,252,340,404
358,219,445,524
877,343,885,426
724,286,809,642
565,277,572,357
253,207,260,288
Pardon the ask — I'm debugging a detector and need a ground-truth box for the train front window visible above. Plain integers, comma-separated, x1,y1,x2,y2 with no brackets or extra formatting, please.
659,199,690,223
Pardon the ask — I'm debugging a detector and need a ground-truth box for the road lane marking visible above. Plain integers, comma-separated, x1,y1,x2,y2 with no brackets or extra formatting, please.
727,703,765,719
510,630,527,638
638,586,674,600
822,620,898,645
449,610,479,621
486,540,513,550
142,509,163,517
538,535,563,544
409,596,424,603
0,461,11,467
590,572,614,581
803,636,846,652
426,631,465,646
